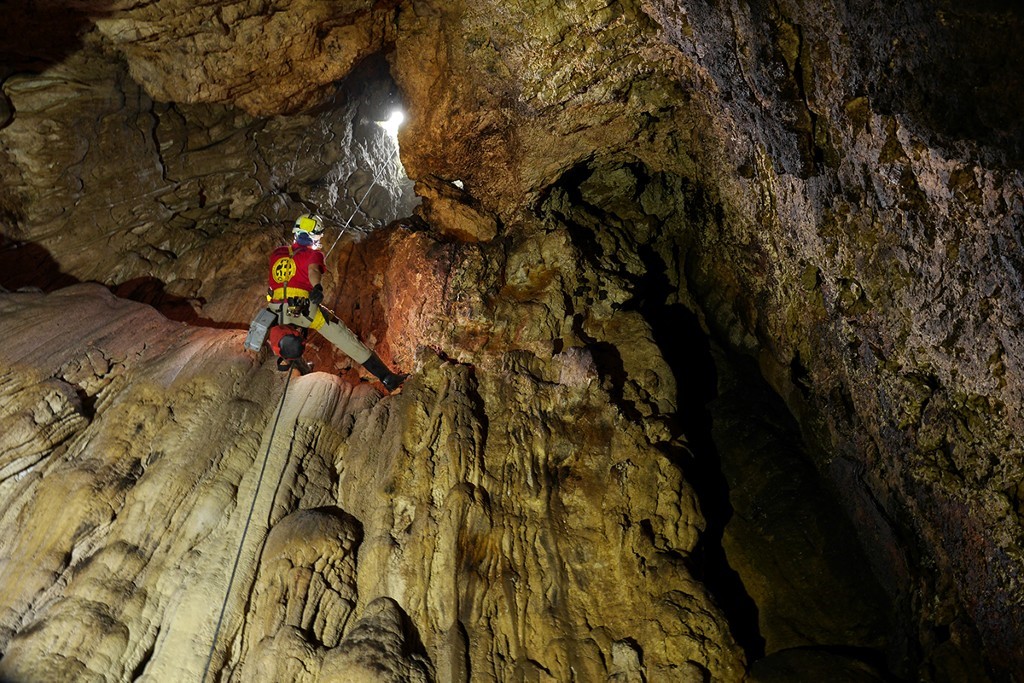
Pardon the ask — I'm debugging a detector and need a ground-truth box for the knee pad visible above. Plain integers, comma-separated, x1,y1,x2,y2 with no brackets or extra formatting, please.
309,308,327,331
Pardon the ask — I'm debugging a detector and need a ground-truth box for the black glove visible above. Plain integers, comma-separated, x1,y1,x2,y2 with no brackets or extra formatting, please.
308,283,324,307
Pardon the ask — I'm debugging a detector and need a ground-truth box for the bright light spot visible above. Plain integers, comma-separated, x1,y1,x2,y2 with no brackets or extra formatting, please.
378,109,405,138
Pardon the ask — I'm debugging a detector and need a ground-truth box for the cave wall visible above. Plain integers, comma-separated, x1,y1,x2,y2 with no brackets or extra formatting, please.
2,0,1024,681
0,277,746,681
0,29,415,322
384,0,1024,675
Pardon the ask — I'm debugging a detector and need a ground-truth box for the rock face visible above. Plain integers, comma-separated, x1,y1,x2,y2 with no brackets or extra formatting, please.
0,38,415,322
0,283,742,682
2,0,1024,682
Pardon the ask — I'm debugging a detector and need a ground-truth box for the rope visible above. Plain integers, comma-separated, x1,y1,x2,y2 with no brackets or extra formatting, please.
197,126,397,681
200,365,295,683
323,143,399,259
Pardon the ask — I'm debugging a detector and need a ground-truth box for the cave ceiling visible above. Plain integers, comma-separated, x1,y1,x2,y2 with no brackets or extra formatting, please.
1,0,1024,681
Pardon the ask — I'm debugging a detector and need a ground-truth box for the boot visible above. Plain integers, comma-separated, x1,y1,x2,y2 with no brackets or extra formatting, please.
362,352,408,393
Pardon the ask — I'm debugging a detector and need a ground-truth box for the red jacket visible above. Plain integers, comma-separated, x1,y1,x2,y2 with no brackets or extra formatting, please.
267,242,326,297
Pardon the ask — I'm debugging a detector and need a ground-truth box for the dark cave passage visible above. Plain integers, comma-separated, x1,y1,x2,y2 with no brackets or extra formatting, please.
544,158,906,680
641,272,904,681
1,0,1022,679
625,241,768,662
0,239,79,294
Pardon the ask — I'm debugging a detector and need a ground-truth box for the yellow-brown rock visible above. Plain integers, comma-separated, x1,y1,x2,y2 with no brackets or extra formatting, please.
0,283,744,681
2,0,1024,681
414,176,498,243
95,0,394,117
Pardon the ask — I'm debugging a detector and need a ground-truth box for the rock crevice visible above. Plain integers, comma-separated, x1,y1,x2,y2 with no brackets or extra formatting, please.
2,0,1023,680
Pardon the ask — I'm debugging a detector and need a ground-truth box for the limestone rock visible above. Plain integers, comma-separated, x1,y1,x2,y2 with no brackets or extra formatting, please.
319,597,431,682
244,508,361,650
235,508,362,681
94,0,392,116
2,0,1024,681
0,281,746,681
0,48,415,321
713,356,891,656
414,175,498,242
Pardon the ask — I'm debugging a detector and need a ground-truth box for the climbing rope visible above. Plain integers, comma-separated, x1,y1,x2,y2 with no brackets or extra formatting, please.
196,125,400,680
323,143,399,259
199,364,295,683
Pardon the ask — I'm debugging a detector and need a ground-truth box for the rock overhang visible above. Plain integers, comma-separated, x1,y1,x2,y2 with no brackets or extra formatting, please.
1,0,1023,680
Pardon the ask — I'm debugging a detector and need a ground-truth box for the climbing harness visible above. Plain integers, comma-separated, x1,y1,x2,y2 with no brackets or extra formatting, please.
199,363,298,683
245,242,302,355
245,243,317,369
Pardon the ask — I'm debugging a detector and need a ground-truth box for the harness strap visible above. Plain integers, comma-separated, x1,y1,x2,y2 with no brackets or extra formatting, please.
282,245,294,303
267,287,311,301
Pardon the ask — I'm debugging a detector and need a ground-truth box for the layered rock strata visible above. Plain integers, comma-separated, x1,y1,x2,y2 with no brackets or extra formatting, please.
0,279,743,681
1,0,1023,680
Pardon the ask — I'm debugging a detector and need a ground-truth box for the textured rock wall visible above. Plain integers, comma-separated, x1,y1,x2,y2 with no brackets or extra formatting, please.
1,0,1023,680
0,278,744,681
382,0,1024,676
0,36,415,321
663,4,1024,677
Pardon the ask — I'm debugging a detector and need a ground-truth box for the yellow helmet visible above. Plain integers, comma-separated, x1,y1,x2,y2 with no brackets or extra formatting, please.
292,213,324,247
